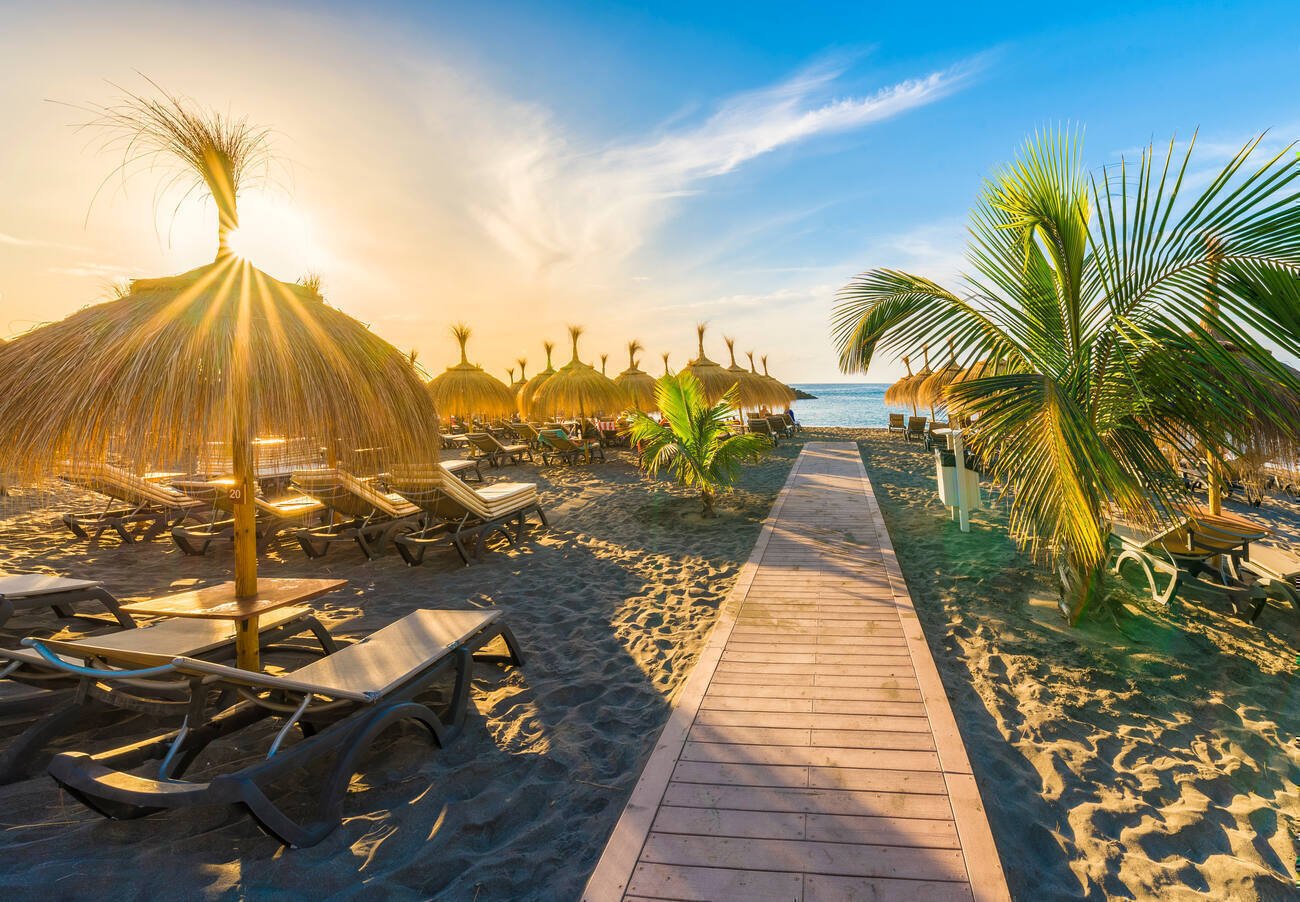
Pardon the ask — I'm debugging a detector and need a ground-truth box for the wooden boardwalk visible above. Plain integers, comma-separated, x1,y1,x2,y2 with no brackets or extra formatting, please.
583,442,1009,902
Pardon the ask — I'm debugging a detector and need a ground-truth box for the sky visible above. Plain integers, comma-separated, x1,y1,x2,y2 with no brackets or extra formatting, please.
1,0,1297,383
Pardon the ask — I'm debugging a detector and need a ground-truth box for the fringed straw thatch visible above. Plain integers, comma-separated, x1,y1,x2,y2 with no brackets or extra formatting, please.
531,326,626,418
684,323,737,405
897,344,935,416
518,341,556,418
0,86,441,602
745,351,791,410
616,340,658,412
721,337,770,411
426,324,516,420
917,339,961,410
759,355,798,407
883,355,914,411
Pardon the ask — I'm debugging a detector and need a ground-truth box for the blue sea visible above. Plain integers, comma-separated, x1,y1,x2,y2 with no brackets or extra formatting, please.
789,383,891,428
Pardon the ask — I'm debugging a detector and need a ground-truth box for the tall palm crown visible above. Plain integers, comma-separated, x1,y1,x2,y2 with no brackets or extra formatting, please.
832,131,1300,623
627,373,770,516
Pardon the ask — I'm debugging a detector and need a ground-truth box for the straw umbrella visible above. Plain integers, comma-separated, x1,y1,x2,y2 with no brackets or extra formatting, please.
917,340,961,417
898,344,935,419
744,351,790,411
426,324,516,426
518,341,557,419
512,359,528,395
720,337,771,413
684,324,736,405
616,340,657,412
884,355,917,415
0,91,439,667
760,355,798,408
531,326,626,420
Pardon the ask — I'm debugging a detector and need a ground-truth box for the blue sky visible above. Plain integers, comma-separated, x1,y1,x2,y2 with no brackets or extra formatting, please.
2,1,1297,381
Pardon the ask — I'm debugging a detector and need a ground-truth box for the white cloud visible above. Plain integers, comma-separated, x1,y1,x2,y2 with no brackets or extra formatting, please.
471,62,971,276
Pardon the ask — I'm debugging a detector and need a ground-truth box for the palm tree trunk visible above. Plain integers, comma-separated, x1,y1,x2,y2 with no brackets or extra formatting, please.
701,488,716,517
1058,548,1106,625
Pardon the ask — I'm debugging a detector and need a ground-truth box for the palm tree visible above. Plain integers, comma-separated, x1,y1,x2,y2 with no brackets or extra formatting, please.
627,372,770,516
831,130,1300,624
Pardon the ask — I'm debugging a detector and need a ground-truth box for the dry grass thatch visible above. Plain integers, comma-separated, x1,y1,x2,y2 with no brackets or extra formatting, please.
518,341,557,418
759,354,798,407
0,257,441,478
684,324,737,405
513,358,528,392
917,340,962,409
883,355,914,407
616,340,658,412
426,324,516,420
744,351,792,409
531,326,627,417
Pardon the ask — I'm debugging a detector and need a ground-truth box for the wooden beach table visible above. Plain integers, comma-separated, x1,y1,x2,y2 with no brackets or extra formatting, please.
121,577,346,671
584,442,1009,901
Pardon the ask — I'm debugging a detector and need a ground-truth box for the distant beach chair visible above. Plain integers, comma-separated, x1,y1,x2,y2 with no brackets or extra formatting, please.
782,410,801,434
169,480,327,556
905,416,928,443
925,420,951,451
465,432,532,467
0,572,133,631
508,422,544,450
538,429,605,465
36,609,521,847
386,463,547,565
746,418,777,445
0,605,335,783
60,462,206,544
765,416,791,439
887,413,906,437
290,469,422,559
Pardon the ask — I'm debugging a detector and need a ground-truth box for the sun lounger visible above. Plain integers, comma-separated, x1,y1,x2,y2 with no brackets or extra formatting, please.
60,462,206,544
387,464,547,565
746,418,777,445
37,609,520,847
782,411,801,434
169,479,327,556
290,469,422,559
905,416,928,443
441,457,483,482
1110,514,1261,613
887,413,906,437
508,422,543,450
537,429,605,465
764,416,791,439
0,572,133,631
1233,543,1300,624
464,432,532,467
0,605,334,784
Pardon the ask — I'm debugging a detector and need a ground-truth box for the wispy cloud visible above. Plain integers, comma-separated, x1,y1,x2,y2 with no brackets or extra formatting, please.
48,261,134,279
0,231,89,252
472,61,973,275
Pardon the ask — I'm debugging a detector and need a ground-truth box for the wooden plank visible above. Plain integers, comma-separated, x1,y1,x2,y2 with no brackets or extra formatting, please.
705,684,923,703
652,805,807,840
640,834,970,882
803,874,974,902
625,863,803,901
659,783,956,819
805,813,960,848
679,742,939,767
694,710,932,733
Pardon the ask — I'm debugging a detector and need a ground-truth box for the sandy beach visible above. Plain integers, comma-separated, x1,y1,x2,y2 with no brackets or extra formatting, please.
2,432,1297,900
0,442,801,900
833,429,1300,901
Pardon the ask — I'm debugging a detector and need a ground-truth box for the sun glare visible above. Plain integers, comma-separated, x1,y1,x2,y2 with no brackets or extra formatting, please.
221,195,323,274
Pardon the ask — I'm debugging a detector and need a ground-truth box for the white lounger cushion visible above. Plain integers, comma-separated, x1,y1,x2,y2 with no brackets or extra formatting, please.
0,572,101,598
1242,544,1300,581
4,605,314,669
173,609,500,702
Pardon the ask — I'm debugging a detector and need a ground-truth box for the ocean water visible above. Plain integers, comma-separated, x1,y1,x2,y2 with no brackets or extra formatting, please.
789,383,892,428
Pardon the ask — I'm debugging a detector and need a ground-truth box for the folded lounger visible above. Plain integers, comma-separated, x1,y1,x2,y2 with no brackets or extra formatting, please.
0,571,133,631
60,462,206,544
387,464,547,566
170,480,327,556
537,429,605,465
290,468,422,560
0,606,335,784
465,432,532,467
441,457,484,483
37,608,521,848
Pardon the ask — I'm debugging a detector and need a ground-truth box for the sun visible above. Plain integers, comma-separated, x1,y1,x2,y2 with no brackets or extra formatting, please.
220,195,323,273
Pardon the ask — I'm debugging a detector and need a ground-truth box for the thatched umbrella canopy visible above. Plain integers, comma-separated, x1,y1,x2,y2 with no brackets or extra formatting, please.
532,326,626,419
744,351,792,410
684,324,736,405
898,345,935,417
616,340,658,412
917,340,961,412
883,355,915,413
759,355,798,408
426,324,515,422
518,341,557,418
720,337,771,412
0,89,439,620
512,359,529,394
